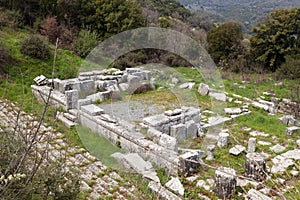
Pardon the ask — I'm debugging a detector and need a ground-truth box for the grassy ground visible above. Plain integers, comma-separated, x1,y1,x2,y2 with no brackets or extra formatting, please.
76,126,124,168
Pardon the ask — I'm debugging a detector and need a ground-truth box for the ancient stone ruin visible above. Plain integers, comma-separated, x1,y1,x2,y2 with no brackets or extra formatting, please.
30,68,300,199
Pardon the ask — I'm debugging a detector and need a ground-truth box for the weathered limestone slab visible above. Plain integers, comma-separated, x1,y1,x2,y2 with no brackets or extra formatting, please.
165,109,182,117
143,114,169,128
86,91,112,102
147,128,163,143
214,167,236,199
165,177,185,196
185,120,198,139
158,134,178,152
209,92,226,102
198,83,210,96
170,124,187,141
79,80,95,96
279,115,299,126
148,181,182,200
77,99,92,109
246,189,272,200
123,153,154,173
270,144,286,153
56,112,77,128
252,102,270,112
63,112,77,122
81,104,104,116
225,108,242,115
286,126,300,136
179,82,195,89
248,138,257,153
229,145,246,156
118,83,129,92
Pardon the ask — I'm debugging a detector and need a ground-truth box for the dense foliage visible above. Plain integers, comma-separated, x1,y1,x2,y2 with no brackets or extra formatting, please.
276,55,300,80
73,29,99,58
207,22,245,67
250,8,300,71
20,35,51,60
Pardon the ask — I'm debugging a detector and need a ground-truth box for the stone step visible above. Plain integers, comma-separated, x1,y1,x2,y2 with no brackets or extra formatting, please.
63,112,77,122
69,109,78,116
56,112,77,128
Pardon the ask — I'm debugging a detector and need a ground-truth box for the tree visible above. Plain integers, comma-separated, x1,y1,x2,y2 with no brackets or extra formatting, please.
207,22,245,67
250,8,300,71
84,0,144,40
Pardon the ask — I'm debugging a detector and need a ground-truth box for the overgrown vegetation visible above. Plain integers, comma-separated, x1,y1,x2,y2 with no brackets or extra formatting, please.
20,35,51,61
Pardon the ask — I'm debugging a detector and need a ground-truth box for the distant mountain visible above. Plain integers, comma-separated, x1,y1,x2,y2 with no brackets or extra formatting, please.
176,0,300,33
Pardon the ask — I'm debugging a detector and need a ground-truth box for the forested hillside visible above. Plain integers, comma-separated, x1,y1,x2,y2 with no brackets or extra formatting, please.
177,0,300,32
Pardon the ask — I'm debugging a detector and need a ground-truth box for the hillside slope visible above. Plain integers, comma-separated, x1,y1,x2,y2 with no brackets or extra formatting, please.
177,0,300,32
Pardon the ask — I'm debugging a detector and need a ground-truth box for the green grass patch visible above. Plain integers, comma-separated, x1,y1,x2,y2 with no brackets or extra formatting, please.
76,126,124,168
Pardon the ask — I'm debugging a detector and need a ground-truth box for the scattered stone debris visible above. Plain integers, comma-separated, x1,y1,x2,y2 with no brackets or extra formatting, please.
257,141,271,146
209,92,227,102
198,83,210,96
229,145,246,156
249,131,269,137
248,138,257,153
148,181,181,200
270,144,286,153
206,145,216,160
278,115,299,126
225,108,242,115
246,189,272,200
196,180,211,191
165,177,185,196
178,82,195,89
285,126,300,136
34,75,49,86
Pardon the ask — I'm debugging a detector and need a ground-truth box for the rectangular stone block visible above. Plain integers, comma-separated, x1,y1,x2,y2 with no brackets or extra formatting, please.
79,80,95,97
77,99,92,109
65,90,78,110
185,120,198,139
81,104,104,116
170,124,187,141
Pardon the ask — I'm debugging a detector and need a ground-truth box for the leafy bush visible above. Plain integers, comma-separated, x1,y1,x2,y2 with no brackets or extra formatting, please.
73,29,98,58
275,55,300,80
0,8,24,29
112,59,132,71
20,35,51,60
0,44,16,69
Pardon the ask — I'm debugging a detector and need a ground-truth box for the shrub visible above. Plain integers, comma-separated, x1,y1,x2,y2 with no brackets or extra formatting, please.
72,29,98,58
112,59,131,71
0,8,24,29
20,35,51,60
41,17,59,43
0,44,16,68
275,55,300,80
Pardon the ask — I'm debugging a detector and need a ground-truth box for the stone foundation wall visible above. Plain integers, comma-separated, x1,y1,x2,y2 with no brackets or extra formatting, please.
31,85,67,109
79,110,180,175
